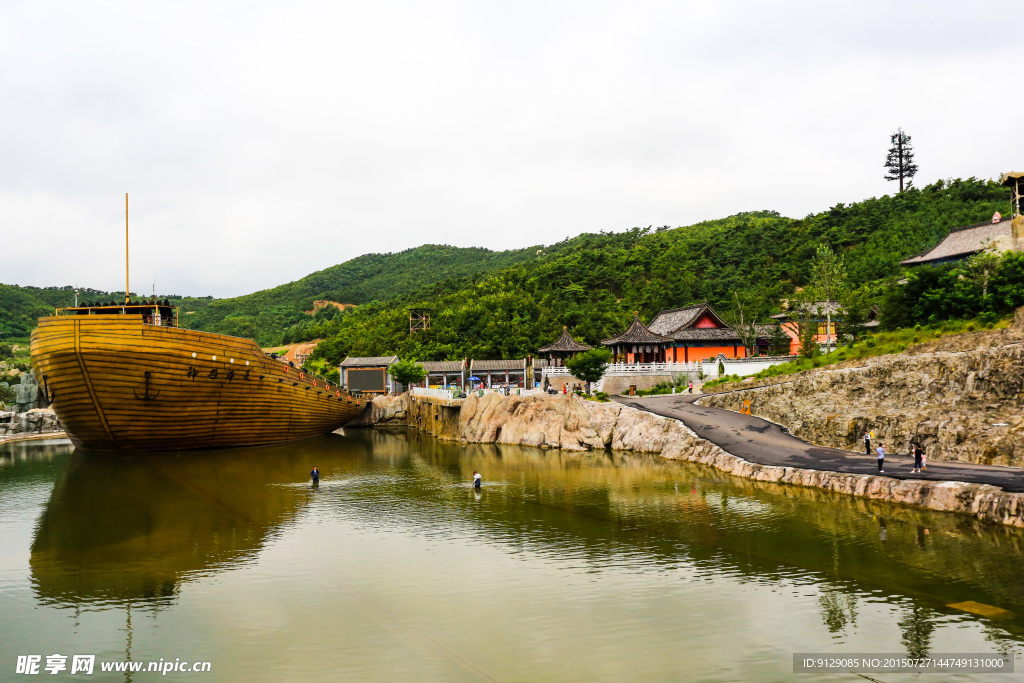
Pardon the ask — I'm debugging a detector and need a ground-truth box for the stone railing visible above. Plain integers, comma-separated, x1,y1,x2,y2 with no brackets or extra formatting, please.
603,362,700,375
411,387,456,400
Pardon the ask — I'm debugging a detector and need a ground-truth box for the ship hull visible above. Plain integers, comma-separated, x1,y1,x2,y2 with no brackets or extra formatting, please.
30,315,365,451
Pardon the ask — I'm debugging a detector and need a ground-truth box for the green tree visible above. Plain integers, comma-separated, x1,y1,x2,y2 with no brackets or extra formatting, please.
767,324,791,356
810,245,846,352
964,249,1003,300
564,348,612,391
389,358,427,388
884,128,918,192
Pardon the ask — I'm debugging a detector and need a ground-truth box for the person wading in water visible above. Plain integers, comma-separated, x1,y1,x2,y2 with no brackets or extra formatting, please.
473,471,482,490
311,466,320,485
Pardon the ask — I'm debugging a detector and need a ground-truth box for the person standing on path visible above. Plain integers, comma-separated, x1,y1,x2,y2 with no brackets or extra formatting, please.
864,431,872,456
913,444,923,473
310,466,319,484
876,444,886,473
688,381,694,394
920,445,927,471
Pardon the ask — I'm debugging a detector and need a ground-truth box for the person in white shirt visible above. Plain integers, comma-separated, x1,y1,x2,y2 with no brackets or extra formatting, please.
876,444,886,473
473,471,482,489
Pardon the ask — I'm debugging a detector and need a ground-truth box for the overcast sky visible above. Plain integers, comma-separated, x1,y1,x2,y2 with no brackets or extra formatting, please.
2,1,1021,298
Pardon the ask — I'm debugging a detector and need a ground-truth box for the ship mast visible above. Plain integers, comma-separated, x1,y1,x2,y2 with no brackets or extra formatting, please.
125,193,129,305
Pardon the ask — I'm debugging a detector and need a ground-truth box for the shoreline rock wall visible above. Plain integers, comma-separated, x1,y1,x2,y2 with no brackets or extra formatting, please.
350,392,1024,527
699,340,1024,468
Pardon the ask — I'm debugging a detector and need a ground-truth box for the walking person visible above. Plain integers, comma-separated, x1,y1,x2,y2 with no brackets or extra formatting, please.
310,466,320,484
913,444,924,473
876,443,886,473
863,431,872,456
688,381,694,395
473,471,482,490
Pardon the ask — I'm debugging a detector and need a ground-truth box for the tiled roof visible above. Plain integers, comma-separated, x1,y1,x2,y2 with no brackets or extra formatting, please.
538,327,592,353
753,323,782,338
647,304,706,336
647,303,736,341
669,327,742,341
340,355,399,367
900,219,1013,265
471,359,527,371
420,360,464,372
601,312,672,345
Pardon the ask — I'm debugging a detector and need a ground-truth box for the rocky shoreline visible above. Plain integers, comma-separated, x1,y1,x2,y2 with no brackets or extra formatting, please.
350,391,1024,527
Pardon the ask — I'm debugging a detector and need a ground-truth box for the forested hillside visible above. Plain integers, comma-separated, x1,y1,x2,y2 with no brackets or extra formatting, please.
308,177,1011,366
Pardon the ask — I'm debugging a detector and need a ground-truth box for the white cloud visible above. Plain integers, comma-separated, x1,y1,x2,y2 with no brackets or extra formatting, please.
1,0,1021,296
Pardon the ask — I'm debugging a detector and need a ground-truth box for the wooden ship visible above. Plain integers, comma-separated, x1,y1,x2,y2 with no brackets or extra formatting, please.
29,195,366,451
30,302,366,451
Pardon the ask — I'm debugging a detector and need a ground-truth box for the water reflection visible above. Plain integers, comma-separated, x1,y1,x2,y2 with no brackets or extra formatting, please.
29,436,352,607
23,428,1024,649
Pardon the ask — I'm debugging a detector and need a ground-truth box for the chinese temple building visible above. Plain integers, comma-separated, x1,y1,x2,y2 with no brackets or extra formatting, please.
537,326,592,367
646,303,746,362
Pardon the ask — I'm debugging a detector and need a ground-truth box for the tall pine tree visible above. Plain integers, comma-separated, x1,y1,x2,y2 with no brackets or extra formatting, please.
884,128,918,192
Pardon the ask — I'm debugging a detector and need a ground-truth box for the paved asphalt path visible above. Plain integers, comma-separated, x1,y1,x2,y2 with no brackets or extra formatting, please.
616,394,1024,493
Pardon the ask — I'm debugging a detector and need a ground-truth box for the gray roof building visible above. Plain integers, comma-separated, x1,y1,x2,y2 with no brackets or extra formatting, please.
900,217,1016,267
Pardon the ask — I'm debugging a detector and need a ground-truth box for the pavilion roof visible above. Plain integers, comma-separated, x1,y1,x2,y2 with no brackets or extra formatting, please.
899,218,1013,266
601,312,672,345
538,327,592,353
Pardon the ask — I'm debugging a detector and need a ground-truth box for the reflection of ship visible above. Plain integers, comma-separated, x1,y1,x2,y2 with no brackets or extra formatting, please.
30,303,366,450
29,438,356,606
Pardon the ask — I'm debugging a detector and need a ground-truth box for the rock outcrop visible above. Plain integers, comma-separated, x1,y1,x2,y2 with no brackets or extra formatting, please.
701,328,1024,467
353,391,1024,527
0,409,63,441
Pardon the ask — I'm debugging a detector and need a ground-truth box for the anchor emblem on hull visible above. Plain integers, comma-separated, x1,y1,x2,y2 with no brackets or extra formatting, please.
133,370,160,401
41,374,56,406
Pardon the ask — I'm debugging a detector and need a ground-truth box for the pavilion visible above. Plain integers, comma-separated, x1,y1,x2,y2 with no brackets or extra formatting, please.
601,312,673,363
537,327,591,367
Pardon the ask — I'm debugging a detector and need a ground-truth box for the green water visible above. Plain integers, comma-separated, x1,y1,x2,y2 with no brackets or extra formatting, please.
2,429,1023,681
